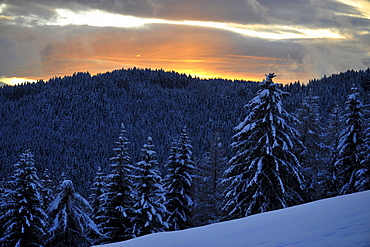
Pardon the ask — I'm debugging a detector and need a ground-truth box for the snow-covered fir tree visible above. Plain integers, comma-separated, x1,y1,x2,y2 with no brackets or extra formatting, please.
0,150,48,247
296,89,328,199
358,103,370,191
319,103,343,198
223,73,308,218
164,127,195,230
89,166,106,227
334,86,366,195
0,178,9,239
132,137,168,237
55,172,67,194
46,180,100,247
41,168,55,210
355,166,370,192
193,132,227,225
356,102,370,192
98,123,136,243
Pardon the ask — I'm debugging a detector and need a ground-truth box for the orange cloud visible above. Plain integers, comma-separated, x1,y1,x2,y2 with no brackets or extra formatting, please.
36,25,302,84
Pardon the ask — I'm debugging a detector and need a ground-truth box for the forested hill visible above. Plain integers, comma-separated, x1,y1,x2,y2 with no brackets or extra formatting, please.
0,68,369,196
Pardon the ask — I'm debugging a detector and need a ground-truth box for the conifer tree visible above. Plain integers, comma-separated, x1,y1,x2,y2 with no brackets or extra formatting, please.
296,89,327,198
55,172,68,194
194,132,227,225
0,150,48,247
89,166,106,227
355,166,370,192
164,127,195,230
357,116,370,191
132,137,168,237
334,86,366,194
46,180,100,247
99,123,136,243
41,168,55,210
320,103,343,198
0,178,9,239
223,73,307,218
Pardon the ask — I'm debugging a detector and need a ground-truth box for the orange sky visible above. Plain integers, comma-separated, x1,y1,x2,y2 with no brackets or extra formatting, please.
39,26,292,83
9,24,311,84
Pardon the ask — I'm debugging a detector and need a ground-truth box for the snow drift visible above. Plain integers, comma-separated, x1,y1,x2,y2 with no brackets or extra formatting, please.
96,190,370,247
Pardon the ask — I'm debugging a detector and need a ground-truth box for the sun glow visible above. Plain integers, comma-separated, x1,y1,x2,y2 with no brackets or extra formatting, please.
335,0,370,19
1,77,38,86
55,9,147,28
53,8,344,40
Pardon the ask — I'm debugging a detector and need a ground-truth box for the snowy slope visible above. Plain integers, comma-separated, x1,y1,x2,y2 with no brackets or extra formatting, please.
97,191,370,247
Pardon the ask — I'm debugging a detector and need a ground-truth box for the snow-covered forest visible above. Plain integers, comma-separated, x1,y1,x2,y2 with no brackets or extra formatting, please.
0,68,369,246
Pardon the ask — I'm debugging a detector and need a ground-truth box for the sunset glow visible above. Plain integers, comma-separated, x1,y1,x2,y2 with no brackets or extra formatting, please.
0,1,369,85
1,77,37,86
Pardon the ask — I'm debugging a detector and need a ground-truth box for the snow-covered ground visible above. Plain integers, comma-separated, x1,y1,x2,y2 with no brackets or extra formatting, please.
97,191,370,247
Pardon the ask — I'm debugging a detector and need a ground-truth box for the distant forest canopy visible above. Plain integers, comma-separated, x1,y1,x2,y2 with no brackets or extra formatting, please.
0,67,369,196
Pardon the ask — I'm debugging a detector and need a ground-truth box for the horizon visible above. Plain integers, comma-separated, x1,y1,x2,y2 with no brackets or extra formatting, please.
1,0,370,85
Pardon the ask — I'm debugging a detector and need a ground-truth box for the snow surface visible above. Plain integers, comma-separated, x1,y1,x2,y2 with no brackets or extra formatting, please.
96,191,370,247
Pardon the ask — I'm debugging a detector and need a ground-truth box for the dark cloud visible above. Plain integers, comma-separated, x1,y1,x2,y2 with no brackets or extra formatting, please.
1,0,58,25
153,0,261,24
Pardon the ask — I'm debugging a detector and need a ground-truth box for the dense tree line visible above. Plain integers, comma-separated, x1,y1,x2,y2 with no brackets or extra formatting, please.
0,68,369,245
0,126,196,246
0,68,257,196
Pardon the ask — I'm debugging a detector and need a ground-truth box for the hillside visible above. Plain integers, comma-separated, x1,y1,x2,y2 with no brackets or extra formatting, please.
98,190,370,247
0,68,369,245
0,68,369,198
0,69,257,195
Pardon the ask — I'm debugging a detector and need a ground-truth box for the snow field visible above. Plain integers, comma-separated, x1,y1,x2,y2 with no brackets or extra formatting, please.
97,190,370,247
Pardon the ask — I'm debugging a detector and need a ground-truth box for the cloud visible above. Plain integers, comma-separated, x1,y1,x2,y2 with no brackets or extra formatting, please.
0,20,304,82
0,23,46,78
36,24,285,80
0,0,369,84
302,40,370,77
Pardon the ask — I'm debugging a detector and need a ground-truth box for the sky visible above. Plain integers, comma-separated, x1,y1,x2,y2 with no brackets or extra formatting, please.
98,191,370,247
0,0,369,85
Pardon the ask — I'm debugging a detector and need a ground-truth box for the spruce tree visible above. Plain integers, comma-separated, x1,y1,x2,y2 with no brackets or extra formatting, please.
193,132,227,225
296,89,327,199
223,73,307,218
89,166,106,226
0,178,9,239
357,117,370,191
334,86,366,194
41,168,55,210
320,103,343,198
99,123,136,243
164,127,195,230
132,137,168,237
0,150,48,247
46,180,100,247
